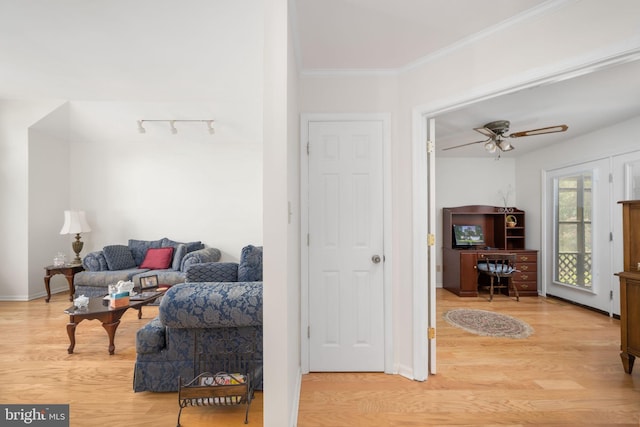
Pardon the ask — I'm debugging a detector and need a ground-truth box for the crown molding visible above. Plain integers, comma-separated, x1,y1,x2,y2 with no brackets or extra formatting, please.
298,0,573,77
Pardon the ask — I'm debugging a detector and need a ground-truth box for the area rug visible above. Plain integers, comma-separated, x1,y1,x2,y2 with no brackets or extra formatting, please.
443,308,533,339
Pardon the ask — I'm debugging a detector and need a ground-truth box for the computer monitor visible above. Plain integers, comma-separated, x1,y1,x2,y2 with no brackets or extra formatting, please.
453,224,485,247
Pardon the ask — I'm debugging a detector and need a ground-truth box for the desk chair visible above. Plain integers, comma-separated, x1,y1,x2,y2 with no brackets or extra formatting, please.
477,253,519,302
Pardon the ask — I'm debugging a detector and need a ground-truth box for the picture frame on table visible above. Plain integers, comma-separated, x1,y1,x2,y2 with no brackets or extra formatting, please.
139,275,159,290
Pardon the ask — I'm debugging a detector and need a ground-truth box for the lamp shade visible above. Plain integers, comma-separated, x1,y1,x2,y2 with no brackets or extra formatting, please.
59,210,92,235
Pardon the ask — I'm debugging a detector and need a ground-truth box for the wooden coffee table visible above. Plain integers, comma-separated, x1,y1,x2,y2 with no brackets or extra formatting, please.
64,291,164,355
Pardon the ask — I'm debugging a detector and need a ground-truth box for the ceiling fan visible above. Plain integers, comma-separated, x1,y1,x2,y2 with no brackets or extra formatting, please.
442,120,568,154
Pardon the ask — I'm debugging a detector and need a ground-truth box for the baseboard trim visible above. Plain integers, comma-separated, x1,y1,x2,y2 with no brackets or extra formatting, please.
545,293,620,320
291,368,302,427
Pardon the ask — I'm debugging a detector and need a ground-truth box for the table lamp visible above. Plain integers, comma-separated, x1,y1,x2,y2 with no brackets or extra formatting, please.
60,210,92,264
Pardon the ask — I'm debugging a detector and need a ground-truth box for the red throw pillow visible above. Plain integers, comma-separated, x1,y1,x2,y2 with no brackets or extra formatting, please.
139,247,174,269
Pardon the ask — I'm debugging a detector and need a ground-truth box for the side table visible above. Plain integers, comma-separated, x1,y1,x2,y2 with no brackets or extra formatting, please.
44,264,84,302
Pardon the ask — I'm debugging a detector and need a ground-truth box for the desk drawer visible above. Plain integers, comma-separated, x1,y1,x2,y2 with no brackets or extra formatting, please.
513,270,536,283
517,262,535,273
516,252,536,263
513,281,537,293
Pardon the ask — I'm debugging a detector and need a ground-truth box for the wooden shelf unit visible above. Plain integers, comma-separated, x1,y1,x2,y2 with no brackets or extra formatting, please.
442,205,538,297
443,205,526,251
616,200,640,374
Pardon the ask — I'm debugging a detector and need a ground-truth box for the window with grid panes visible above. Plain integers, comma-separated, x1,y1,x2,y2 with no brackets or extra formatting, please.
554,173,592,288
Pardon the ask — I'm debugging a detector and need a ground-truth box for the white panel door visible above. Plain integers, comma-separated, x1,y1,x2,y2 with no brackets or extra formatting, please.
611,150,640,316
308,120,385,371
545,159,612,313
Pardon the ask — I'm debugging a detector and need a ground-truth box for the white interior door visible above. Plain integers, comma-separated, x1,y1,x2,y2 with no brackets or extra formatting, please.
307,119,385,371
427,118,437,374
611,150,640,315
544,159,612,313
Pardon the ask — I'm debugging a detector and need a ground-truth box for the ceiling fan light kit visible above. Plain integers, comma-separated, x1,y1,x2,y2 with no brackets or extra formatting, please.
444,119,568,156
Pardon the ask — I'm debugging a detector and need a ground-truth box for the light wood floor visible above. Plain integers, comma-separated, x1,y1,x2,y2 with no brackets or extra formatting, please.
1,288,639,426
298,289,640,426
0,292,262,427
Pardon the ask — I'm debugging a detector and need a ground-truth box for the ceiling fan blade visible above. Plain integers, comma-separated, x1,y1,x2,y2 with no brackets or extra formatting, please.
474,126,498,138
442,138,490,151
509,124,568,138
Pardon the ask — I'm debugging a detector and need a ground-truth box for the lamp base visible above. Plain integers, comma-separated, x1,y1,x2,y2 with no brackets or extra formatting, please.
71,233,84,265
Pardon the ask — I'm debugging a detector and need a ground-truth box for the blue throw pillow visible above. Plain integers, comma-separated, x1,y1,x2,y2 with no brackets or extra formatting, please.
238,245,263,282
128,239,162,266
161,237,204,253
171,244,187,271
103,245,137,270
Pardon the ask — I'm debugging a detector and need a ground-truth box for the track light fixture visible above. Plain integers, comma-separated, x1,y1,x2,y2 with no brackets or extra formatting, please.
137,119,215,135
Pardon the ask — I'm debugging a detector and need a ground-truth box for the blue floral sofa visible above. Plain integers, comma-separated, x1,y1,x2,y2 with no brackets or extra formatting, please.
133,245,263,392
73,237,221,298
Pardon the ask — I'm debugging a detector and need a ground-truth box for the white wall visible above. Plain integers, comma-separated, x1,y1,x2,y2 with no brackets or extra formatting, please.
263,0,300,425
0,99,65,300
65,101,263,263
28,104,73,298
516,115,640,252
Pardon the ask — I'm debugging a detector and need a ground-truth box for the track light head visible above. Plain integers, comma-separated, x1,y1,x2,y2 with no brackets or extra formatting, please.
137,119,215,135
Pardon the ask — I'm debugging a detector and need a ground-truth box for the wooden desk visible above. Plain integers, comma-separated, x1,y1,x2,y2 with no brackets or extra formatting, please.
44,264,84,302
443,248,538,297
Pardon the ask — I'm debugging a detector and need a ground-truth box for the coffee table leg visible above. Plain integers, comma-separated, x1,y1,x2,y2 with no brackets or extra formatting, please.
102,320,121,355
66,321,77,354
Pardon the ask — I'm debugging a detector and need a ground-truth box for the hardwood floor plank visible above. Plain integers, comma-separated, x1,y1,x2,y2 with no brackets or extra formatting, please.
299,289,640,426
3,288,640,426
0,294,263,427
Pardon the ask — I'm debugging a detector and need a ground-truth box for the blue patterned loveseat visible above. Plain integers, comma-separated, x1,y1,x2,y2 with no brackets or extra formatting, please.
73,237,221,298
133,245,263,392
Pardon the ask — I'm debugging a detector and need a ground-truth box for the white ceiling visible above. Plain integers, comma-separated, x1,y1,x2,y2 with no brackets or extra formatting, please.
293,0,546,71
1,0,638,157
292,0,640,157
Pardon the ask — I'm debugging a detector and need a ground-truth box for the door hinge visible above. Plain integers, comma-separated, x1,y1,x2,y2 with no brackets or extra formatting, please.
307,326,310,338
307,234,310,246
610,290,614,300
307,142,310,155
428,327,436,340
428,234,435,246
609,173,613,183
610,232,613,242
426,140,434,153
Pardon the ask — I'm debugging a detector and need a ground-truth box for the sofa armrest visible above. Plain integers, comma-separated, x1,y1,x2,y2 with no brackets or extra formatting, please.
180,247,221,272
136,317,166,354
82,251,109,272
159,282,262,329
185,262,239,282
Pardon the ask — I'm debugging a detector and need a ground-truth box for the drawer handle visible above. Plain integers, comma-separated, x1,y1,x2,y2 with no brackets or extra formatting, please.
521,274,528,280
521,256,529,261
520,284,529,289
521,265,529,271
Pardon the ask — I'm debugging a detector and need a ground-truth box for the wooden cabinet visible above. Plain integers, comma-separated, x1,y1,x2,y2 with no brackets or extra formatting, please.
443,205,526,251
616,200,640,374
442,205,538,297
511,251,538,296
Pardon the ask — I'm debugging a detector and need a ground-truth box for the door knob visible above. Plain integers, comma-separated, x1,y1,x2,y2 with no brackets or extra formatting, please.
371,255,381,264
